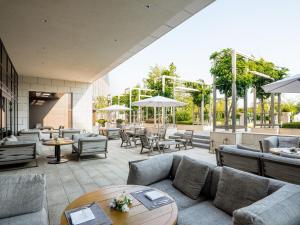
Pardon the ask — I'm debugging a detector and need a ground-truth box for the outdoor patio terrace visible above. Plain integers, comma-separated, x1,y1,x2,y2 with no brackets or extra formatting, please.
1,139,215,225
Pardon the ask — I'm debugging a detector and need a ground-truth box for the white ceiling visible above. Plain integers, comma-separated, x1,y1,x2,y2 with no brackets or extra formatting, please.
0,0,214,82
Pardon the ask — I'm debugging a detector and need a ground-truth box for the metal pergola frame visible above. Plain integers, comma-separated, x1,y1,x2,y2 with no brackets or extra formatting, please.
212,49,281,133
161,75,208,126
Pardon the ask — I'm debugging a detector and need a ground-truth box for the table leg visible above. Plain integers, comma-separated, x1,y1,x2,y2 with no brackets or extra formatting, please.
48,145,69,164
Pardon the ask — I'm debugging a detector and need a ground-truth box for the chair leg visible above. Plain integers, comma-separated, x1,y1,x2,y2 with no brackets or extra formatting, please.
140,146,143,154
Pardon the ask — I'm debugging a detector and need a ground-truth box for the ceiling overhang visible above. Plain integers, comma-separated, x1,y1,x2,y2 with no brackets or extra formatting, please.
0,0,215,82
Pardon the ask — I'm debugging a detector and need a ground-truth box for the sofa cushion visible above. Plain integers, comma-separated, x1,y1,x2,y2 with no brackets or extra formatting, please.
178,200,232,225
173,156,209,199
0,208,48,225
237,144,260,152
0,174,45,219
233,184,300,225
262,136,278,153
127,154,173,185
170,154,183,179
213,167,269,215
149,179,206,211
278,136,299,148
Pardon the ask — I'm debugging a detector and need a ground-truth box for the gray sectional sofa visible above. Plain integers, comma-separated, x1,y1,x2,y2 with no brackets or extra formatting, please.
216,145,300,184
0,174,48,225
127,154,300,225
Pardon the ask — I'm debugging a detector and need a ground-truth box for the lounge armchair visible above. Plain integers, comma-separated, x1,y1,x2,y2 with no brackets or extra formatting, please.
72,133,108,160
127,154,300,225
175,130,194,150
216,145,300,184
61,129,81,139
0,174,48,225
139,135,158,154
0,141,37,168
120,130,132,148
261,136,300,153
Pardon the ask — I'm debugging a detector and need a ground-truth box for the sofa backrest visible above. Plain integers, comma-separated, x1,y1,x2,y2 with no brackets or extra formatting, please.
217,146,263,175
209,166,288,199
262,153,300,184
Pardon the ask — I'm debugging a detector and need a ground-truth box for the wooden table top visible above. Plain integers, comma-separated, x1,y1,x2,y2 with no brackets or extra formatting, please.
60,185,178,225
43,139,74,146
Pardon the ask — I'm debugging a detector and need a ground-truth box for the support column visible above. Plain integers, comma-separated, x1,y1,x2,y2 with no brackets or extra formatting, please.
270,93,275,128
231,49,237,133
201,92,204,125
154,107,156,125
278,94,281,125
213,74,217,131
129,89,132,124
253,87,257,128
244,89,248,131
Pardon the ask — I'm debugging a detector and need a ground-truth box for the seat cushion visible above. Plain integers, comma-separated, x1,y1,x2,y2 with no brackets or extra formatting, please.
0,208,48,225
178,201,232,225
173,156,209,199
0,174,46,219
149,179,206,211
278,136,299,148
213,167,269,215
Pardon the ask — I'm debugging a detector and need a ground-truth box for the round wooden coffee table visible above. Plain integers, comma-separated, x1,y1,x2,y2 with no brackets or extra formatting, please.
43,139,74,164
60,185,178,225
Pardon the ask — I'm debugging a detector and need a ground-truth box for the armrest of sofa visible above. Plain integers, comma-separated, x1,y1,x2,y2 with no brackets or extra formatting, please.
0,174,46,219
127,154,174,186
262,136,278,153
233,184,300,225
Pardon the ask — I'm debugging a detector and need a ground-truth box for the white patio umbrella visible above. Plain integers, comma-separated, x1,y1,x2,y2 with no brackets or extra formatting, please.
262,74,300,93
98,105,131,123
132,96,186,133
98,105,131,111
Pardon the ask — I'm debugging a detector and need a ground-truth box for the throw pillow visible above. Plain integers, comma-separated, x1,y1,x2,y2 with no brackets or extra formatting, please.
213,167,269,215
173,156,209,199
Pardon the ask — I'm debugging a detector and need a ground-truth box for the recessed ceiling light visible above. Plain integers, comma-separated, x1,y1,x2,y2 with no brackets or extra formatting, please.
43,19,48,23
145,4,150,9
114,39,118,42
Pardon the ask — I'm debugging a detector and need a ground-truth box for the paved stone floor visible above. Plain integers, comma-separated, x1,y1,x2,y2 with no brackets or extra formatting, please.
1,139,215,225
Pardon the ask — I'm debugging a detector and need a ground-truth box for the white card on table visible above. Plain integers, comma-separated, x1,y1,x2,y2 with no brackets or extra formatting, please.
70,208,95,225
145,191,165,201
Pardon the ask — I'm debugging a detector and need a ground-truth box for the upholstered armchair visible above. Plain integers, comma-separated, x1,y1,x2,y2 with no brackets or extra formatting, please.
72,133,108,160
61,129,81,139
261,136,300,153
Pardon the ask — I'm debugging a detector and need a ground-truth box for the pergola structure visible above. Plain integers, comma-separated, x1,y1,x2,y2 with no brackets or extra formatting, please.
161,75,207,126
110,76,209,126
212,49,281,133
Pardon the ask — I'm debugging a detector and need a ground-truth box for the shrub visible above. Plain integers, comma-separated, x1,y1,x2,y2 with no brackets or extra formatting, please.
176,110,191,121
116,119,123,124
96,119,107,127
176,120,193,125
281,122,300,129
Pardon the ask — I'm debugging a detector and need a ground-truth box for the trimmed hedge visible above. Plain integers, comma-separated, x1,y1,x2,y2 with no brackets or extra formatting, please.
282,122,300,129
176,121,193,125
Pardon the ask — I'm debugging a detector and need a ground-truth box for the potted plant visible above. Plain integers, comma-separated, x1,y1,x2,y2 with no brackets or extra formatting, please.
96,119,107,127
116,119,124,128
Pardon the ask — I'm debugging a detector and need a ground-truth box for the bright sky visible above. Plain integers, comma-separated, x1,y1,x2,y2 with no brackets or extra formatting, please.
108,0,300,97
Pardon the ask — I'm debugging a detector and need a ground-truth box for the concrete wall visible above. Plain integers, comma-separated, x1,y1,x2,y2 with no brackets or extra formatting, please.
18,76,93,131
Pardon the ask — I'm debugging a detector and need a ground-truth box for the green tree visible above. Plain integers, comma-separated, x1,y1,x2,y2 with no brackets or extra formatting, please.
184,81,211,123
210,48,252,127
249,59,288,125
94,96,108,109
143,63,179,97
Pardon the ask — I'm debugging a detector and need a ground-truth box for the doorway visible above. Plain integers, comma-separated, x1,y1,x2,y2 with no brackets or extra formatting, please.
29,91,72,129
